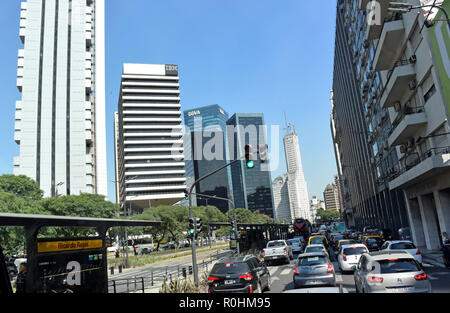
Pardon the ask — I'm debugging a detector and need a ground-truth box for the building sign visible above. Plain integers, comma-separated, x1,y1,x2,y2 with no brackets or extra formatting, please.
188,110,201,117
37,239,103,253
165,64,178,76
425,0,450,118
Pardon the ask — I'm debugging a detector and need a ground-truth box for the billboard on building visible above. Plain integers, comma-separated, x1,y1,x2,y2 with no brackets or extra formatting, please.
424,0,450,116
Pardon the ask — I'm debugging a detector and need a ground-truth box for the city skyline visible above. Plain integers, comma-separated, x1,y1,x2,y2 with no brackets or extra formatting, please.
0,0,339,204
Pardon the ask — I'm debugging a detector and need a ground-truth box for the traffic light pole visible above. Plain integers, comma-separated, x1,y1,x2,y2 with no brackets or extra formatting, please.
188,156,244,287
190,192,240,255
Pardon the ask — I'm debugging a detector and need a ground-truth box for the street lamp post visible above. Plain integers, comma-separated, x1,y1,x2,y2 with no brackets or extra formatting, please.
389,2,450,31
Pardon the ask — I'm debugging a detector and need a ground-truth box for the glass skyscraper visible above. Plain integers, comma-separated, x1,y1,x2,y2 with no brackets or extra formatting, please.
183,104,231,213
226,113,275,218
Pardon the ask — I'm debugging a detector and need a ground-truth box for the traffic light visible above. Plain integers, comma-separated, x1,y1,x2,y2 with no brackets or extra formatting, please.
244,145,255,168
184,189,189,200
188,218,195,236
259,144,268,163
195,218,202,233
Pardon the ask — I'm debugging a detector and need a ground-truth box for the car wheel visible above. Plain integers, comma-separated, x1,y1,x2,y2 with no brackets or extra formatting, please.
285,257,290,264
255,283,262,293
289,253,294,260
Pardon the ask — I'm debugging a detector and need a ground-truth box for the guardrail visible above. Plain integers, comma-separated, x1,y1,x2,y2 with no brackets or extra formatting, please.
108,249,233,293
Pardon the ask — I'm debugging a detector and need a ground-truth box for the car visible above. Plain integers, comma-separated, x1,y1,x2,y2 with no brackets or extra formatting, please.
287,238,303,254
363,236,384,252
303,244,329,257
6,262,17,280
337,239,357,251
379,240,422,265
293,252,336,289
308,235,329,248
161,243,176,250
354,251,431,293
337,244,368,272
137,247,152,255
208,255,271,293
263,240,293,265
331,234,345,249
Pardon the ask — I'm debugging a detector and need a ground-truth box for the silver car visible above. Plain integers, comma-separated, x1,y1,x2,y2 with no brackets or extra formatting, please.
354,251,431,293
293,252,336,289
303,244,329,257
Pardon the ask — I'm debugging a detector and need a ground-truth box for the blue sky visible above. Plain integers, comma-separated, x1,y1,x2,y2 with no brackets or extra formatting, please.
0,0,338,203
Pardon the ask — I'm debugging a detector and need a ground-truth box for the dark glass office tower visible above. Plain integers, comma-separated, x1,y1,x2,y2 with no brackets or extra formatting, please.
226,113,275,218
183,105,231,213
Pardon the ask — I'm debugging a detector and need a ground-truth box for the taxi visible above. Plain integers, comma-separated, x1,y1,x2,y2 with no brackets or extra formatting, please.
308,235,329,248
363,235,384,252
337,239,357,251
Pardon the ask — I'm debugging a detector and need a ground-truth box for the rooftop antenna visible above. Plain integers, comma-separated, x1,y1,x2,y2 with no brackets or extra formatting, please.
283,112,295,135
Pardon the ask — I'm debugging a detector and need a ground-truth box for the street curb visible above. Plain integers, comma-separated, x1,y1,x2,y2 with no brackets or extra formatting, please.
423,257,446,269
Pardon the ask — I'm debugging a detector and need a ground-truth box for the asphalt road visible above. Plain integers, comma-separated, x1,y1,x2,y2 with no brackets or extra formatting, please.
266,249,450,293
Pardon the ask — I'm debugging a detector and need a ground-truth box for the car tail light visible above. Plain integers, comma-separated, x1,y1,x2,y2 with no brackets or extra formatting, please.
416,250,421,255
368,276,383,283
238,274,253,281
208,276,219,282
283,247,287,254
414,273,427,281
343,254,347,261
293,266,299,276
327,264,334,274
262,250,265,256
249,285,253,293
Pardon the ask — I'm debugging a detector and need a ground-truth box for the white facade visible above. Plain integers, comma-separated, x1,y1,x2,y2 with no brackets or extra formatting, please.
272,174,291,223
284,131,311,221
117,63,186,214
14,0,107,197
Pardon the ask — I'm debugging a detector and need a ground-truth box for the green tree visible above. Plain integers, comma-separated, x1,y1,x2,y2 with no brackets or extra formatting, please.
0,174,43,201
316,209,340,223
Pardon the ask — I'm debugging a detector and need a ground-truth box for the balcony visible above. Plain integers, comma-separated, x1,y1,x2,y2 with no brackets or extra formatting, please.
389,147,450,189
380,60,416,109
388,106,427,146
373,18,405,71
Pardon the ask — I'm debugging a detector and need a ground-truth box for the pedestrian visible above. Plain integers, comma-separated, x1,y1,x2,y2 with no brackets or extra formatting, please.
14,262,27,293
115,248,120,258
443,232,449,245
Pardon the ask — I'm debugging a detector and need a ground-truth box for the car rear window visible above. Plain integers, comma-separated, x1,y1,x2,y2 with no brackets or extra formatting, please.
210,262,250,274
334,236,344,241
306,247,324,253
377,259,421,274
310,237,326,245
391,242,416,250
339,240,353,246
268,241,285,247
343,247,367,255
367,238,383,244
298,256,327,266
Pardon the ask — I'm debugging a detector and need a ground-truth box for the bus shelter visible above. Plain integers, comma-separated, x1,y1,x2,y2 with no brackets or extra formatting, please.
0,213,161,294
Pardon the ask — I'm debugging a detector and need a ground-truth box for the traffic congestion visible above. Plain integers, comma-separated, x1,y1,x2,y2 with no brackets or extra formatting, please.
207,223,450,293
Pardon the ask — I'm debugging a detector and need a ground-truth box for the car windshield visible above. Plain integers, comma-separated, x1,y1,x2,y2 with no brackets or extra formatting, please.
306,247,324,253
298,256,327,266
391,242,416,250
343,247,367,255
377,259,421,274
210,262,250,275
268,241,285,247
310,237,325,245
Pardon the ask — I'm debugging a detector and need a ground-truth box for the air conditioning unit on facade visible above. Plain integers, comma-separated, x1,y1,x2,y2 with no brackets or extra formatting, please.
409,79,417,90
394,102,402,112
400,144,407,154
409,55,417,63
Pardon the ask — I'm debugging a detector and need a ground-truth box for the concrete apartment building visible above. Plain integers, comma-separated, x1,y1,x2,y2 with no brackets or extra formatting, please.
272,174,291,223
323,184,341,211
13,0,107,197
331,0,410,236
333,0,450,250
361,0,450,250
284,129,312,221
116,63,186,215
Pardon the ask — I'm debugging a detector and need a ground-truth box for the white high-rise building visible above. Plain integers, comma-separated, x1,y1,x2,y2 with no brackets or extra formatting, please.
272,174,290,223
116,63,186,215
13,0,107,197
284,129,311,221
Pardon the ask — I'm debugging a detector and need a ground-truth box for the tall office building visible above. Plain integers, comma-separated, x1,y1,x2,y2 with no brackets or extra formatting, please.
272,174,291,223
227,113,275,218
323,184,340,212
284,128,311,221
116,63,186,214
13,0,107,197
183,104,231,213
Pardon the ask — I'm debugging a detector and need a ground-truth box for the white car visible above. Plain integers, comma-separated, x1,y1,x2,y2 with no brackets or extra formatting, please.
287,238,303,254
337,244,368,272
303,244,329,257
379,240,422,265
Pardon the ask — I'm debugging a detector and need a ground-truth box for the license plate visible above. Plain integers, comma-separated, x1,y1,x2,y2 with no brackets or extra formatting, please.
306,280,320,285
224,280,235,285
391,287,413,293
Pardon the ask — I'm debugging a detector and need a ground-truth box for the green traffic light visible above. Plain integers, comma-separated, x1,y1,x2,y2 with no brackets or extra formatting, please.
246,161,255,168
189,229,195,235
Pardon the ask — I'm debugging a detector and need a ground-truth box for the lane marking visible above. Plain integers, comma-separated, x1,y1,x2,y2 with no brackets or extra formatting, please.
280,268,292,276
335,274,343,283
